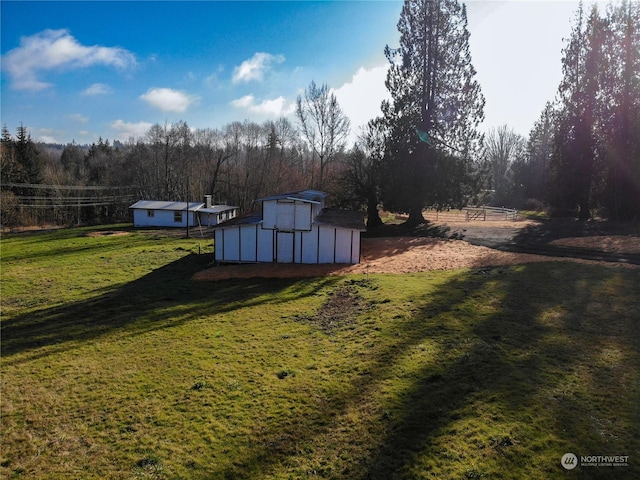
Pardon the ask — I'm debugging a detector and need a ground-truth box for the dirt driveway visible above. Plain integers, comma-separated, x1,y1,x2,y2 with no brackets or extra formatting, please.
193,218,639,281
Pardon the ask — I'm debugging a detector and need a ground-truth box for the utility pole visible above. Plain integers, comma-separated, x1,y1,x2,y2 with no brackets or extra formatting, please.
186,175,190,239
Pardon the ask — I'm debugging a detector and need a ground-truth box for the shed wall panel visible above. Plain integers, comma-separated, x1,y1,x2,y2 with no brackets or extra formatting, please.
276,231,294,263
276,201,295,230
257,227,274,262
318,227,336,263
294,203,312,231
300,227,319,263
262,201,278,229
351,231,361,263
240,225,258,262
222,228,240,261
334,229,353,263
214,230,222,261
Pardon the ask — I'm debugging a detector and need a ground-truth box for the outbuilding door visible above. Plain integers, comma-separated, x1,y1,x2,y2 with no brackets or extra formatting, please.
276,231,294,263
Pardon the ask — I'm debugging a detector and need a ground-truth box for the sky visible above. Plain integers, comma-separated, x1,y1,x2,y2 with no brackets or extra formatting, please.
1,0,601,146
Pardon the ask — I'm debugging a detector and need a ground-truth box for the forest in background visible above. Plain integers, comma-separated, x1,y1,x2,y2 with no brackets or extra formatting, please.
1,0,638,229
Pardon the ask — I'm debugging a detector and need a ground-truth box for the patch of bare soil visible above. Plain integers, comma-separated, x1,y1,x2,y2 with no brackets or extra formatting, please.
194,220,640,281
86,230,129,237
293,283,369,332
194,232,637,282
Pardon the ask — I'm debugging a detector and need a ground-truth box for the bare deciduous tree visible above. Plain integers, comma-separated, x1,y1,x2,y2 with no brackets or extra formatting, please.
484,125,526,205
295,81,350,190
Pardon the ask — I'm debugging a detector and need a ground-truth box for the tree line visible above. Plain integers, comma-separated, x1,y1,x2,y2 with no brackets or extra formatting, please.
2,0,638,229
1,113,350,227
472,1,639,220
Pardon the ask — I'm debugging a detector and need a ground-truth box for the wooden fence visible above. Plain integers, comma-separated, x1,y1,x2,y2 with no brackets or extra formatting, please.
423,206,519,222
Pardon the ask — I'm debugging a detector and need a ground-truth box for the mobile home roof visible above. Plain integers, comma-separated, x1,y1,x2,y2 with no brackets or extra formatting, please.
129,200,203,211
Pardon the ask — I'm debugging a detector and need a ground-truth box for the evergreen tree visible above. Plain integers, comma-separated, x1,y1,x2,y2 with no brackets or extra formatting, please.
600,1,640,220
525,102,557,203
13,124,42,184
381,0,485,225
551,4,604,219
60,142,86,182
1,125,22,185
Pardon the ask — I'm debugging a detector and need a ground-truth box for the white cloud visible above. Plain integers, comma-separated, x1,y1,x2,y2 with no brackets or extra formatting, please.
111,119,153,141
82,83,112,96
1,29,136,91
230,94,294,117
232,52,285,83
206,65,225,87
140,87,197,113
332,64,390,134
68,113,89,123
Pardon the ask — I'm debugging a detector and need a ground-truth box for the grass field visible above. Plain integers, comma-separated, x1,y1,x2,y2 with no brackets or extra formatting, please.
1,225,639,479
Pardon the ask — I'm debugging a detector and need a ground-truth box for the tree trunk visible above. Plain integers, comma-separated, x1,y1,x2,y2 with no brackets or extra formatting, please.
405,205,425,226
578,200,591,220
366,195,383,230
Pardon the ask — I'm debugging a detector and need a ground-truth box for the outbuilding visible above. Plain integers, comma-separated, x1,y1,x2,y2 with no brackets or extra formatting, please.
129,200,203,228
130,196,238,228
213,190,365,264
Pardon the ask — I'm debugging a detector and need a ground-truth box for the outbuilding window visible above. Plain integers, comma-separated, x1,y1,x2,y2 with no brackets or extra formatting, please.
147,210,155,217
174,211,183,223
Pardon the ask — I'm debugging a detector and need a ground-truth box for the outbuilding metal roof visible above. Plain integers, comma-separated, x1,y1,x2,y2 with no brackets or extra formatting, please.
212,211,262,227
254,189,327,204
314,209,366,231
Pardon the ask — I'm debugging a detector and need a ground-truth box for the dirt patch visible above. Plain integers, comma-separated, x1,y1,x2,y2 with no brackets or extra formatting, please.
192,218,639,281
193,236,637,282
86,230,130,238
294,283,369,332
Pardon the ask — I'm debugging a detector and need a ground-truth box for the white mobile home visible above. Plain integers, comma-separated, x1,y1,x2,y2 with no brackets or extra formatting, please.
130,200,202,228
130,197,238,228
213,190,365,264
198,205,239,226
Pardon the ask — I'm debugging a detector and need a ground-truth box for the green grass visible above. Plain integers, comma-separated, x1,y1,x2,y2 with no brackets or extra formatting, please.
1,226,639,479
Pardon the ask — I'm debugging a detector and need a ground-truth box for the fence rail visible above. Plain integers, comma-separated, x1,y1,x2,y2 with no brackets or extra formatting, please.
423,206,519,222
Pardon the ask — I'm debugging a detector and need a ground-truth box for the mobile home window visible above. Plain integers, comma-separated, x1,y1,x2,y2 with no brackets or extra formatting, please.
174,211,183,223
147,210,155,217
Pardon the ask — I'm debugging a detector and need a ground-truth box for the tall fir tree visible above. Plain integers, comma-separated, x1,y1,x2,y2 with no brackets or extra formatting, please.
600,0,640,220
13,124,42,184
526,102,557,204
381,0,485,224
551,3,604,219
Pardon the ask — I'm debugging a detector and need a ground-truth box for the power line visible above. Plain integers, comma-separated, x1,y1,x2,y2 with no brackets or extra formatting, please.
3,182,135,191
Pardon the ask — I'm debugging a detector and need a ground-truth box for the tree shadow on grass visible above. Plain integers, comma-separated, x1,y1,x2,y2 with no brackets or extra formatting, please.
205,262,639,479
513,218,640,246
362,262,640,479
487,218,640,264
1,254,341,363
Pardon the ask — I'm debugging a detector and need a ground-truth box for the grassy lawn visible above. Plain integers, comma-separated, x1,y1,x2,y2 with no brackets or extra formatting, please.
1,226,638,479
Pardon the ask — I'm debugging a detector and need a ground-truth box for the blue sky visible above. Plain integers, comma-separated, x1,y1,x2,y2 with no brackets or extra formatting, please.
1,1,596,145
